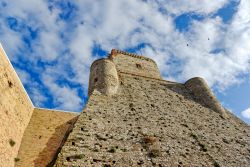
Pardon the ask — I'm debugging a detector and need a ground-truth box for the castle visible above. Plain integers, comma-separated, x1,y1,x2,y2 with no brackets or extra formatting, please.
0,44,249,167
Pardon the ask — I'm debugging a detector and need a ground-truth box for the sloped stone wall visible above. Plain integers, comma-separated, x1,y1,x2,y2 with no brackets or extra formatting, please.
185,77,228,118
54,73,250,167
15,108,79,167
0,44,34,167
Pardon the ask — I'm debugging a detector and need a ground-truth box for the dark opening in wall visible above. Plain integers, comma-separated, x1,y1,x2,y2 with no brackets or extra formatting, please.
8,80,13,88
136,63,142,69
9,139,15,147
94,78,98,82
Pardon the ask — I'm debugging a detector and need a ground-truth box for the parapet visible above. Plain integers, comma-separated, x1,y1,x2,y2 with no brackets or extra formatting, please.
88,49,228,119
109,49,162,79
185,77,228,118
88,49,163,96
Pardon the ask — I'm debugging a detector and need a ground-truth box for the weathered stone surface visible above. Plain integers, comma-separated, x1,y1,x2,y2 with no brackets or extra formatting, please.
0,44,34,167
54,51,250,167
1,45,249,166
0,44,79,167
110,49,161,79
15,108,79,167
89,58,119,96
185,77,228,118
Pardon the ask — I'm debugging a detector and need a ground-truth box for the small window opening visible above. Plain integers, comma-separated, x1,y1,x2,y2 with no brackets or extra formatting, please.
136,63,142,69
8,81,13,88
94,78,98,82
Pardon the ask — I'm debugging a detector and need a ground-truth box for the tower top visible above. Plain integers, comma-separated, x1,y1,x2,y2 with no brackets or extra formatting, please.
109,48,157,64
107,49,162,79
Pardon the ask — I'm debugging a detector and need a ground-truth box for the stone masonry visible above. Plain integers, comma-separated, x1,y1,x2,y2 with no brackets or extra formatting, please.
54,49,250,167
0,44,79,167
15,108,79,167
0,44,33,167
0,45,249,166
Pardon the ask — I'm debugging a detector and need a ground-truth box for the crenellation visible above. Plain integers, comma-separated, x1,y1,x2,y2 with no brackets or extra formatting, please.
110,49,156,63
109,49,162,80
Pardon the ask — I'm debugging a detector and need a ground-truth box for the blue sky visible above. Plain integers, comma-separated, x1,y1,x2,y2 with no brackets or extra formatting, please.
0,0,250,124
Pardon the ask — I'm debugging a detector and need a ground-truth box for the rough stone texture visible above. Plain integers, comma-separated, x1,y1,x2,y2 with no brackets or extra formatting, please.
110,49,161,79
0,44,34,167
0,44,79,167
185,77,228,118
89,58,119,96
15,108,79,167
54,51,250,167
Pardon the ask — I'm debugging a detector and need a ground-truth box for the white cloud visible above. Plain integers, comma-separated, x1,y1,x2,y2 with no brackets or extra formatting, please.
159,0,228,15
15,68,30,85
42,73,82,111
0,0,249,112
29,85,47,107
241,108,250,119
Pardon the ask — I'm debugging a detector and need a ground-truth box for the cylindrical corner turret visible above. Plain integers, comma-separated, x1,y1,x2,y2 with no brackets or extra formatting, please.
88,58,119,96
184,77,228,118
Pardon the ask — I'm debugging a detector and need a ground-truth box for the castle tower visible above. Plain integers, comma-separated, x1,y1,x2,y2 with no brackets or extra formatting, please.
54,49,250,167
1,44,248,167
88,58,119,96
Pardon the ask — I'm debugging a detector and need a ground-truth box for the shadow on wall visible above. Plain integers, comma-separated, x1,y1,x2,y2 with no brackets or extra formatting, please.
163,78,228,119
33,116,78,167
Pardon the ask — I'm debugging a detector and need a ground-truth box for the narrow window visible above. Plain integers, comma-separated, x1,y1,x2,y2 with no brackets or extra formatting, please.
8,81,13,88
136,63,142,69
94,78,98,82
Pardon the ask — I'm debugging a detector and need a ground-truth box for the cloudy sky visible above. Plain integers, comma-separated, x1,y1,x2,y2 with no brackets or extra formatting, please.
0,0,249,124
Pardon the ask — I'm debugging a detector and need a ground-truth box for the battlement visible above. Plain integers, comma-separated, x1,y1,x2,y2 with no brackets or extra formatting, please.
108,49,157,63
109,49,162,79
88,49,227,118
88,49,162,96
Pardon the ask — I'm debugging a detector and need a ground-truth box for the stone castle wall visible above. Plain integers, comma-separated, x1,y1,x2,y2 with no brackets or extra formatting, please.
88,58,119,96
15,108,79,167
55,70,250,167
0,44,79,167
54,51,249,167
1,46,249,167
0,44,34,167
110,49,162,79
89,50,226,117
185,77,228,118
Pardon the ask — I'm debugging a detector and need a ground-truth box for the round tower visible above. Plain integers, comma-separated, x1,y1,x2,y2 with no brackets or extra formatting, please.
185,77,228,118
88,58,119,96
